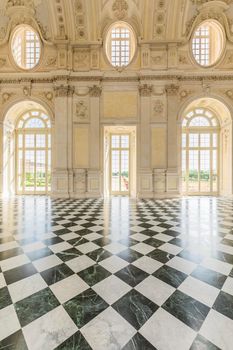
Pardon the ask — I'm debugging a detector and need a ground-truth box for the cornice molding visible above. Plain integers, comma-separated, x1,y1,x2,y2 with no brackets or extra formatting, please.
2,72,233,85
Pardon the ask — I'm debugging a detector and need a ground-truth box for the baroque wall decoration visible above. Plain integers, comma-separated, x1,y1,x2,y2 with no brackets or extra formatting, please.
153,0,167,40
75,100,88,120
139,84,153,97
74,0,87,40
153,99,164,116
73,49,90,70
112,0,128,20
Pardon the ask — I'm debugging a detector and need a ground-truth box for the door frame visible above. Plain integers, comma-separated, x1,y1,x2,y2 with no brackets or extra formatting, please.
109,133,131,196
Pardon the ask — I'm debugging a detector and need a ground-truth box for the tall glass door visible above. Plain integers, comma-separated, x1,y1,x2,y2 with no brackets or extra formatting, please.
110,134,130,195
182,132,219,194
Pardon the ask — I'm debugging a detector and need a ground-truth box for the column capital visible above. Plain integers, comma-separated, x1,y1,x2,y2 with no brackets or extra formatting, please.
165,84,179,96
54,85,75,98
89,85,102,97
139,84,153,97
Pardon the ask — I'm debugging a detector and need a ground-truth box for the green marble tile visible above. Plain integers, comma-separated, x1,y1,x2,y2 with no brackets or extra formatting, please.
56,331,92,350
64,288,108,328
0,287,12,310
15,287,60,327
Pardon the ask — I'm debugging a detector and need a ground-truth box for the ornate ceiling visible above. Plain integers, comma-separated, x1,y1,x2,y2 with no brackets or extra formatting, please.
1,0,233,45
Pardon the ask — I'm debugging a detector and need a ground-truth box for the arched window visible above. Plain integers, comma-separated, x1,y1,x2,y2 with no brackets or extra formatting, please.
11,25,41,69
182,108,219,194
16,111,51,194
191,20,225,67
105,22,136,67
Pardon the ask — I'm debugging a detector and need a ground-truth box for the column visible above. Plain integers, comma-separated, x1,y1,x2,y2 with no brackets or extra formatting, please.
138,84,153,198
87,85,102,197
52,84,73,198
166,84,180,196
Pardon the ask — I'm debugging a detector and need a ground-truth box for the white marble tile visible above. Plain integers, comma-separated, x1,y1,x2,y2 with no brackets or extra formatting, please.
166,256,197,275
131,243,155,255
66,255,95,273
140,308,196,350
222,277,233,296
83,233,103,241
130,233,149,242
76,242,99,254
178,276,219,307
217,243,233,256
50,274,89,304
0,254,30,272
150,226,167,233
0,305,21,341
22,242,46,253
0,241,19,252
201,257,232,276
135,276,175,306
8,273,47,303
130,226,146,233
92,275,131,305
33,255,62,272
104,242,127,254
154,233,173,242
89,226,103,232
49,242,72,253
99,255,129,273
60,232,80,241
0,272,6,288
132,256,163,274
200,309,233,350
81,307,136,350
23,306,77,350
159,243,183,255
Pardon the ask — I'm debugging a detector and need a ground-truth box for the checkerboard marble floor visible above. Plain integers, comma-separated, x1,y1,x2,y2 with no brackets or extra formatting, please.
1,196,233,349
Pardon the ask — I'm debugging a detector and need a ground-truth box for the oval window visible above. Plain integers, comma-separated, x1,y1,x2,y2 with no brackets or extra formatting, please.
105,22,136,67
11,25,41,70
191,20,225,67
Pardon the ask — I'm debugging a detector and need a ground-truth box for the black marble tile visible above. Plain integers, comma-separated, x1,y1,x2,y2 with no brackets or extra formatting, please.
93,237,112,247
118,238,139,247
0,247,24,261
117,249,143,263
165,230,181,238
0,330,28,350
63,288,108,328
112,289,158,330
68,237,89,247
169,238,188,248
0,286,12,310
57,248,82,262
3,263,37,285
212,250,233,265
163,290,210,331
43,237,63,245
140,230,157,237
191,266,227,289
122,333,157,350
115,265,149,287
86,248,112,262
77,264,111,286
213,291,233,320
41,263,74,285
26,247,53,261
148,249,174,263
53,228,72,236
143,238,164,249
190,334,221,350
15,287,60,327
76,229,93,236
178,249,204,264
153,265,187,288
55,331,92,350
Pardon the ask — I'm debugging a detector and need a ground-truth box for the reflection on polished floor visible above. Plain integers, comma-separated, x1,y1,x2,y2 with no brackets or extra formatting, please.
0,196,233,349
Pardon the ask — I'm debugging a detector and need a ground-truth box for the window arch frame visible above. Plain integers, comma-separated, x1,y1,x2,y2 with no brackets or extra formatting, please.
104,21,137,68
190,19,225,68
15,110,52,195
11,24,42,71
182,107,220,195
